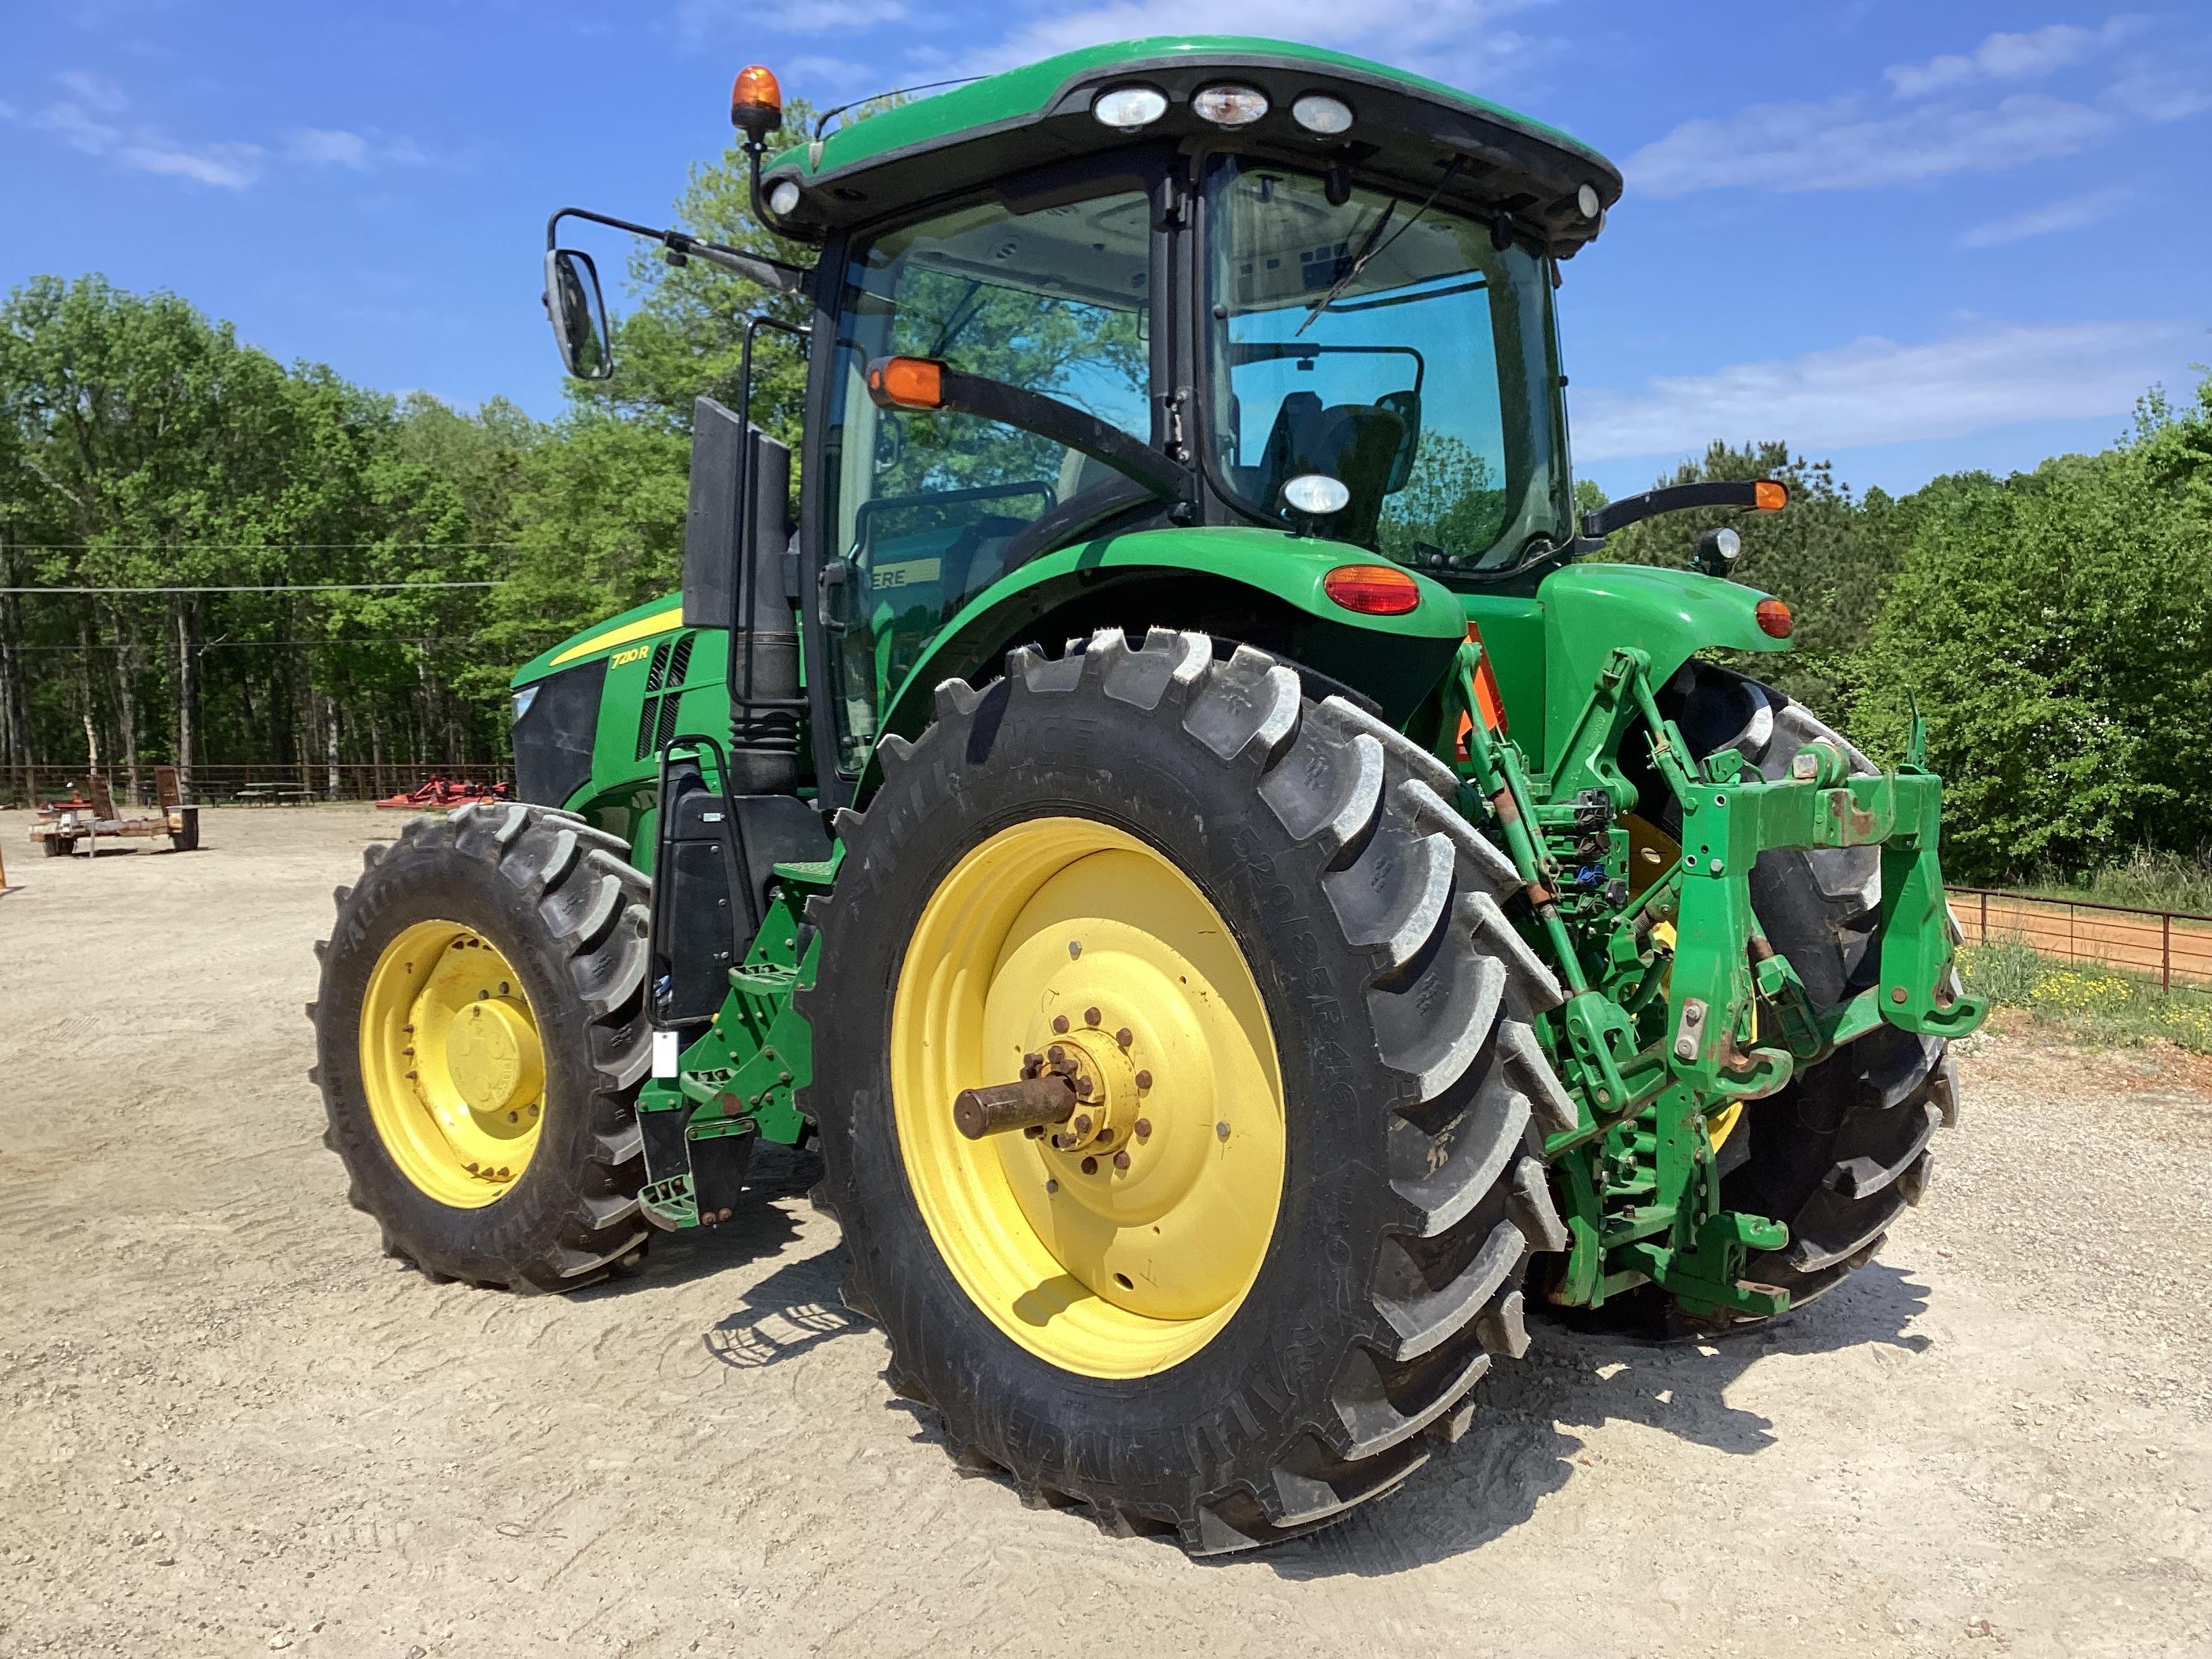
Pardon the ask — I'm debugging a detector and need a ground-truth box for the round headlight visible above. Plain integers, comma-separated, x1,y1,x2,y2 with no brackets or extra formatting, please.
1711,526,1742,561
1576,183,1601,218
1092,85,1168,131
768,179,802,216
1193,85,1269,128
1283,474,1351,516
1292,94,1353,136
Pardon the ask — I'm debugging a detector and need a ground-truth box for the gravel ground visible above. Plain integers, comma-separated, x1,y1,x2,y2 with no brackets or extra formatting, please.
1,805,2207,1658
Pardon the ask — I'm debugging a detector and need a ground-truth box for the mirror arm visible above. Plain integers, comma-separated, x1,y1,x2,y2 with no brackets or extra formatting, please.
1580,478,1780,539
874,362,1189,503
546,206,811,293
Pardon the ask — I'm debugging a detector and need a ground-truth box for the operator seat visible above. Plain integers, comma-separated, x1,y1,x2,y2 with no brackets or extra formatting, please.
1258,392,1409,545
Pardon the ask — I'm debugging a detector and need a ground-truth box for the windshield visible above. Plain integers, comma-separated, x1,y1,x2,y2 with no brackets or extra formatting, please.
819,188,1153,773
1203,157,1570,573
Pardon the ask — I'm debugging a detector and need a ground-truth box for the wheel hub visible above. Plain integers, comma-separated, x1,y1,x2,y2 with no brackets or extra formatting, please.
358,922,547,1207
892,817,1286,1377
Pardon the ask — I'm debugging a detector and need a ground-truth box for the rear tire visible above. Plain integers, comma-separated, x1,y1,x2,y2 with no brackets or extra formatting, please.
802,628,1574,1552
1658,664,1956,1326
310,802,654,1292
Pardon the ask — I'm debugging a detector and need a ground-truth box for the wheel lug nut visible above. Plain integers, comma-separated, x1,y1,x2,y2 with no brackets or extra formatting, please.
1046,1179,1059,1193
1112,1150,1130,1170
1023,1050,1042,1070
1048,1044,1065,1063
1096,1128,1113,1145
1071,1113,1092,1136
1080,1156,1099,1175
1134,1070,1153,1090
1084,1007,1101,1026
1133,1118,1151,1138
1052,1015,1069,1034
1115,1027,1132,1048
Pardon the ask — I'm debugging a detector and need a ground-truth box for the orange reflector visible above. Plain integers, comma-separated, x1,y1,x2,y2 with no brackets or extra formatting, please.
1755,597,1795,638
1753,479,1788,511
866,356,945,411
1467,621,1507,734
1323,564,1421,616
731,64,784,131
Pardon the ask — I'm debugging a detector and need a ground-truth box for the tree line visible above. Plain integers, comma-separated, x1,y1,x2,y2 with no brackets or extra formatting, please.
3,108,2205,884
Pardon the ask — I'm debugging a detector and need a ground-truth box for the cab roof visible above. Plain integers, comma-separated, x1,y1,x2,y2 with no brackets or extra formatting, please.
760,35,1622,256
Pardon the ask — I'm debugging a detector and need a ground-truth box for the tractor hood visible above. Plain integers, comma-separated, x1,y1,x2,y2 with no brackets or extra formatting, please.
512,595,688,689
760,35,1622,256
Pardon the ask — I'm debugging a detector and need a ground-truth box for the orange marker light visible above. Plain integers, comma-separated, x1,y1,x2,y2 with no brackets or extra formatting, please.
865,356,946,411
1755,597,1795,638
1323,564,1421,617
731,64,784,138
1753,479,1788,511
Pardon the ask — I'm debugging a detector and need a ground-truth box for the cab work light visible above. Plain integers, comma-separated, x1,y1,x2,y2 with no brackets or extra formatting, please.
865,356,945,411
1292,94,1353,136
1092,85,1168,131
1323,564,1421,616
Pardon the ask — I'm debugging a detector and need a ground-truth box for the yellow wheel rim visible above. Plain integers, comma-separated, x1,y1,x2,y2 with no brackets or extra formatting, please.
891,818,1286,1378
359,920,547,1207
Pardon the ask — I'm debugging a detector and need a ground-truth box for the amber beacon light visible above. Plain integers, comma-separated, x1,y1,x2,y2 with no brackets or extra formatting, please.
731,64,783,140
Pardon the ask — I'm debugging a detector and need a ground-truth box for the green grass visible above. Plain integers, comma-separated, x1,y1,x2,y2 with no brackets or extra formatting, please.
1958,934,2212,1053
1996,848,2212,918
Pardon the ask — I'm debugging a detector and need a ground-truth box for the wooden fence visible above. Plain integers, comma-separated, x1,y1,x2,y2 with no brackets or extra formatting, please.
1949,886,2212,992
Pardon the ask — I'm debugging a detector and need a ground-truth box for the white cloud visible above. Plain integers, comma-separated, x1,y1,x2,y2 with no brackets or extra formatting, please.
956,0,1546,81
12,70,262,188
289,127,428,171
118,140,260,188
1883,19,2142,99
1628,92,2111,195
1959,186,2130,249
1571,320,2202,460
53,68,129,114
1633,16,2206,198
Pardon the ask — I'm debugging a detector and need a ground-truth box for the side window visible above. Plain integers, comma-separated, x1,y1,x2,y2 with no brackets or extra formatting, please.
821,189,1153,773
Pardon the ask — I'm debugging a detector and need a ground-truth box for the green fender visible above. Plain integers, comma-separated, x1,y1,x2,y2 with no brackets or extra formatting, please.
863,525,1467,794
1536,563,1790,774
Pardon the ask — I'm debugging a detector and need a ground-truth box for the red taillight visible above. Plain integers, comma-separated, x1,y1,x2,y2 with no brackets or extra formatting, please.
1755,597,1795,638
1323,564,1420,616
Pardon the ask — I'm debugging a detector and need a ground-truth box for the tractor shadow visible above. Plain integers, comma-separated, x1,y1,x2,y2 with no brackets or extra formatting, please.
1258,1260,1933,1580
602,1139,880,1372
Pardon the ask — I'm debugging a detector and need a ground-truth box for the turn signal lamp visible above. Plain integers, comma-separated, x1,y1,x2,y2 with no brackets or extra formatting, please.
1755,597,1795,638
731,65,783,140
1193,85,1269,127
1324,564,1421,617
865,356,945,411
1753,479,1788,511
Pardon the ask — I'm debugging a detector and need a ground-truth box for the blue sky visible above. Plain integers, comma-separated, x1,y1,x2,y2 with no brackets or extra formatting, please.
2,1,2207,500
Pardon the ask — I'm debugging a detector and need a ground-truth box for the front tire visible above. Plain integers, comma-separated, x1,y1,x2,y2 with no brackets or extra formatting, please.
802,629,1574,1551
310,802,654,1291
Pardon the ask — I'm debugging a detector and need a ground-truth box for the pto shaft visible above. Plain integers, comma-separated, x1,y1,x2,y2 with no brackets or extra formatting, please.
953,1076,1077,1141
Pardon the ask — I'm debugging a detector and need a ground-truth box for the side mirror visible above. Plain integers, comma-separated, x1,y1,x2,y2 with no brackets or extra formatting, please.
543,249,613,380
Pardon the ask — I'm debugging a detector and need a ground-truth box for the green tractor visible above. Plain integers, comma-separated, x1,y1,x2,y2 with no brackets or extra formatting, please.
310,37,1982,1552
